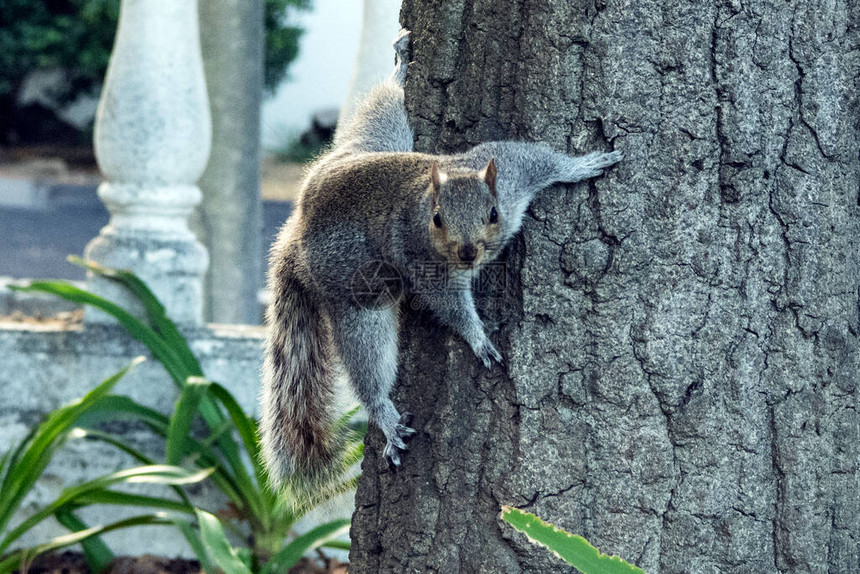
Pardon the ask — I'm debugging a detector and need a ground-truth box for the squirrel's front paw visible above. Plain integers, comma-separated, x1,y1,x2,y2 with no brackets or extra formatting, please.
473,336,504,370
383,412,417,467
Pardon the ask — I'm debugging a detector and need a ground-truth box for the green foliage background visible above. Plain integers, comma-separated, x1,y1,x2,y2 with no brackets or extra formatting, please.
0,0,309,141
265,0,311,94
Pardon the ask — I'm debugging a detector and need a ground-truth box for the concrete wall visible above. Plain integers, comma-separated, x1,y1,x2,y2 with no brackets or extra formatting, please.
0,320,265,556
0,318,355,559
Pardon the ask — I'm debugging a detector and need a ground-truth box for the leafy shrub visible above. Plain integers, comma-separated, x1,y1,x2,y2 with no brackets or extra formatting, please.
3,258,361,573
0,358,213,574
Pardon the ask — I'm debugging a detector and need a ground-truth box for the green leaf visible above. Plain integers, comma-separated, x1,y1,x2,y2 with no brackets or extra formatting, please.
10,280,189,384
236,547,255,571
263,519,350,573
0,465,212,553
190,383,264,527
70,428,159,466
186,386,263,527
68,257,204,376
500,506,644,574
0,423,37,492
0,450,9,489
54,509,114,574
82,424,237,512
0,358,143,540
66,490,196,515
195,509,254,574
75,395,170,435
16,271,260,523
0,424,40,509
208,383,261,467
174,519,217,574
334,403,362,431
72,427,195,510
208,382,271,510
320,539,351,551
166,377,210,465
0,514,174,574
12,263,369,572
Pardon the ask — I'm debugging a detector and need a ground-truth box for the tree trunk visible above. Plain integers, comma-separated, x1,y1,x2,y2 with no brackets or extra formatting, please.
350,1,860,573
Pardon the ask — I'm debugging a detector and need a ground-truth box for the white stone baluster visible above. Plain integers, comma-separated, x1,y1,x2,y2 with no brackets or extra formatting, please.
84,0,211,325
338,0,403,128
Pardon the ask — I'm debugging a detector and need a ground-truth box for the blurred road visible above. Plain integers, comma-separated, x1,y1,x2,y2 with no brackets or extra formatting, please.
0,184,293,281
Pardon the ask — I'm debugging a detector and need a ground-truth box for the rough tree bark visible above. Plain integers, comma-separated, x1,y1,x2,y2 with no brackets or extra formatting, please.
350,1,860,572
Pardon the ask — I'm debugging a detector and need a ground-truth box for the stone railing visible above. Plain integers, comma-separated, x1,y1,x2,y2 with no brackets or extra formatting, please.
0,0,254,557
85,0,211,325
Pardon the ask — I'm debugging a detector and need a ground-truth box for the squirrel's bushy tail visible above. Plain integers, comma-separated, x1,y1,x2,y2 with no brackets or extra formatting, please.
260,264,340,490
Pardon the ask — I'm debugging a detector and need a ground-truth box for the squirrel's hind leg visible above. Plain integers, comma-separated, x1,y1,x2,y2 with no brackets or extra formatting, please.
330,30,413,154
331,304,416,466
392,29,411,86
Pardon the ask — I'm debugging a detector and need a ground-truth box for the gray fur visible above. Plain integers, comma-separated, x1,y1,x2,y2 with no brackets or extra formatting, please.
260,30,621,477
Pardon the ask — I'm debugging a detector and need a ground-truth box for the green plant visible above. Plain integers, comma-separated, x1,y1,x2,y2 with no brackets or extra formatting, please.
500,506,644,574
0,0,116,144
0,358,213,574
12,257,362,572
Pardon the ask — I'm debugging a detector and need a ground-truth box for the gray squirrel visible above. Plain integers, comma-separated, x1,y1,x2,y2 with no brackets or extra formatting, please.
260,29,621,485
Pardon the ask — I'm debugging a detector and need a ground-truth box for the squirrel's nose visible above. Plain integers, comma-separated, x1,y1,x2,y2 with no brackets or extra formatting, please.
458,244,477,263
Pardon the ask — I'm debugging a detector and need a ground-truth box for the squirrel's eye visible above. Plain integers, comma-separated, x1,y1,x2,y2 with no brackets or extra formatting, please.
433,212,443,228
489,207,498,224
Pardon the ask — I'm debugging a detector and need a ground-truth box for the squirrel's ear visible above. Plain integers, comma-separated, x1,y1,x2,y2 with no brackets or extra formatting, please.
430,161,447,192
480,158,497,198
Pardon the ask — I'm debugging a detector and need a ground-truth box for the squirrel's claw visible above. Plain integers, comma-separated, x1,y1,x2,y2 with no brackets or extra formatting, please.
383,412,417,467
481,353,493,370
395,412,418,443
396,424,418,439
395,412,417,440
383,441,402,466
475,337,504,370
389,435,408,451
593,150,623,167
